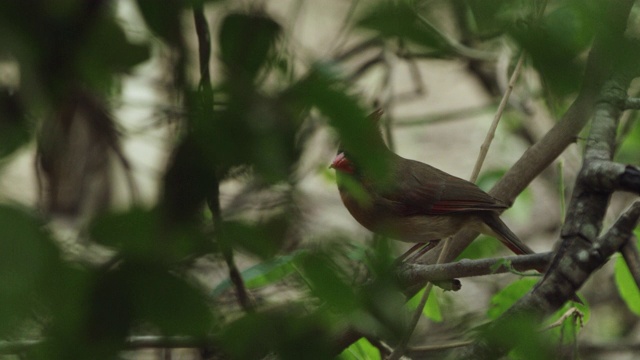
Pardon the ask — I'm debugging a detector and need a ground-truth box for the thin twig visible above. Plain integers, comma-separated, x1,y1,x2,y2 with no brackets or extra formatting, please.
348,52,385,82
394,103,498,127
409,340,474,353
327,0,361,57
469,52,525,183
192,4,253,312
541,307,582,331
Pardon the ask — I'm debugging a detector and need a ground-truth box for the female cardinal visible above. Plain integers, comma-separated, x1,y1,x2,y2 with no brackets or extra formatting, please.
330,110,536,258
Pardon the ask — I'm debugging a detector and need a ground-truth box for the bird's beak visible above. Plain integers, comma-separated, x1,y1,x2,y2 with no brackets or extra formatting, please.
330,152,345,169
330,152,354,173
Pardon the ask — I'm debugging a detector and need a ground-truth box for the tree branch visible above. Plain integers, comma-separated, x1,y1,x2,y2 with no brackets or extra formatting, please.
192,4,253,312
397,252,550,289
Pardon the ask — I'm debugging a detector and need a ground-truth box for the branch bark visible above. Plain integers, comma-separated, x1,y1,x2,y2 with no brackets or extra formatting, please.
397,252,550,290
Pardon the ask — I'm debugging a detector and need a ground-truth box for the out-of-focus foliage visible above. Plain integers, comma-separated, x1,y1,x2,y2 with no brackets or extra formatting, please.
407,287,443,322
615,235,640,316
339,337,382,360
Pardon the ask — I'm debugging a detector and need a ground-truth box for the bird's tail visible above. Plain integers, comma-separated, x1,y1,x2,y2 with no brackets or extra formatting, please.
482,213,535,255
482,212,582,303
481,213,550,274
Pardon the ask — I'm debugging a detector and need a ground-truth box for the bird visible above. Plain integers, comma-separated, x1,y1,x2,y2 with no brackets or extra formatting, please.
330,109,537,261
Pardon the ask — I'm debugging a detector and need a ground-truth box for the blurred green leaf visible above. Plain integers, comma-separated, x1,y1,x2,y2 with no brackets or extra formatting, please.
464,0,516,37
487,277,537,319
615,249,640,316
162,134,218,223
192,91,301,184
136,0,183,44
357,276,408,341
36,266,101,360
510,2,595,99
0,90,30,160
298,252,359,313
219,12,281,80
357,1,447,51
496,315,552,360
286,64,390,183
338,337,382,360
457,235,501,260
80,15,150,74
90,207,211,262
0,205,60,336
616,112,640,165
212,251,306,297
477,169,534,226
122,262,216,335
407,287,442,322
224,217,291,258
220,310,333,360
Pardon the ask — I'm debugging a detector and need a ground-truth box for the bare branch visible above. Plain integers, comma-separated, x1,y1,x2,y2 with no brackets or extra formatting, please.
470,52,525,183
192,4,253,312
397,252,550,288
580,161,640,194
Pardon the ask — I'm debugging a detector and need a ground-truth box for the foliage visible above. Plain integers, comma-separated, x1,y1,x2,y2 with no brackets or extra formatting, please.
614,234,640,316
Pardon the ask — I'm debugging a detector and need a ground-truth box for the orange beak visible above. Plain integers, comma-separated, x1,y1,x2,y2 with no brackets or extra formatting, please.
330,152,354,174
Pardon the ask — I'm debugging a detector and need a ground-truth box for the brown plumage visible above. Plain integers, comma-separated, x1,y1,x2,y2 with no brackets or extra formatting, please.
330,110,536,258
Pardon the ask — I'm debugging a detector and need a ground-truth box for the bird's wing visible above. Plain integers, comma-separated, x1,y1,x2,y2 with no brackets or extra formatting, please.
377,158,507,216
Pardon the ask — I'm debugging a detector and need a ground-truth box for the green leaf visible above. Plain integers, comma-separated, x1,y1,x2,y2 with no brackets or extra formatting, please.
90,207,211,262
464,0,515,37
220,310,333,360
0,205,60,336
616,112,640,165
492,314,552,360
219,13,281,80
135,0,183,44
615,251,640,316
457,235,501,260
123,263,216,335
0,90,30,160
223,217,290,259
407,287,442,322
286,64,390,183
510,2,595,99
338,337,382,360
212,251,306,297
298,252,359,313
357,1,448,51
487,277,538,319
78,15,150,90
